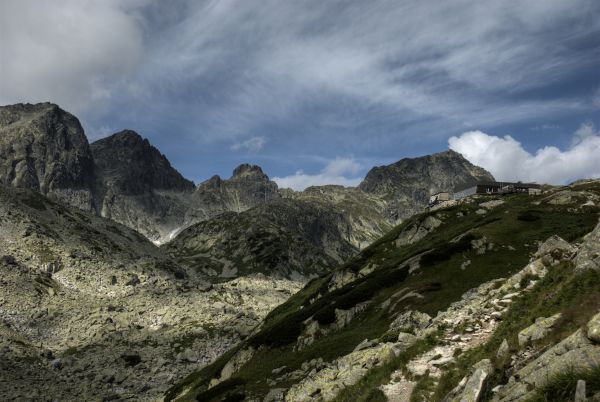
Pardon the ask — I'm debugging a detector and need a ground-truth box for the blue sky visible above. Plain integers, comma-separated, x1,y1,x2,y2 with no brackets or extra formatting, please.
1,0,599,188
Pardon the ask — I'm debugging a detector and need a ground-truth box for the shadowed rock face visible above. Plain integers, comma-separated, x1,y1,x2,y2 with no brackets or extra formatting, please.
359,150,495,221
0,103,96,210
90,130,195,195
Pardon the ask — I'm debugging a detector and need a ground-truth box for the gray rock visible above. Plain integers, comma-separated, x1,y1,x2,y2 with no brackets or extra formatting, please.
575,379,586,402
586,313,600,344
575,221,600,273
518,314,561,347
497,339,510,363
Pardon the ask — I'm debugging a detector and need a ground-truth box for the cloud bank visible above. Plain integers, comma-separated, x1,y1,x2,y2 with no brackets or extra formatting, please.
449,123,600,184
273,157,363,191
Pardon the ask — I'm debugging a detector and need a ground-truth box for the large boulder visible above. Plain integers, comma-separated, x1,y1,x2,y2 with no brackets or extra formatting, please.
445,359,493,402
518,314,561,347
575,221,600,274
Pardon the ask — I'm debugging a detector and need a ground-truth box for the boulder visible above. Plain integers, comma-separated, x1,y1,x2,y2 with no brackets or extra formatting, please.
496,339,510,363
447,359,493,402
586,313,600,344
534,235,577,264
575,380,586,402
575,222,600,274
390,310,431,333
518,314,561,347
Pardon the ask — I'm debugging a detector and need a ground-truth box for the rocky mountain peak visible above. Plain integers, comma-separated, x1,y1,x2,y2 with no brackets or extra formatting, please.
231,163,268,180
358,149,495,221
0,102,96,209
91,130,194,195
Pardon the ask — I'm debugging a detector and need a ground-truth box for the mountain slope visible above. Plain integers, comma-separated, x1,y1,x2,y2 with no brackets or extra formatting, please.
165,198,363,281
0,103,95,210
359,150,495,221
165,181,600,402
0,185,300,401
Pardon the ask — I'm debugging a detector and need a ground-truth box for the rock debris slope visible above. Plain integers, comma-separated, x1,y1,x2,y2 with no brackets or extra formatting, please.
0,185,299,401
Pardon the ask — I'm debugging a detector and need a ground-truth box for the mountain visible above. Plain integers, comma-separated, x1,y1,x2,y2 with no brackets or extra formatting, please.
183,164,280,231
90,130,195,242
166,180,600,402
0,103,95,210
0,185,299,400
166,198,361,281
359,149,495,221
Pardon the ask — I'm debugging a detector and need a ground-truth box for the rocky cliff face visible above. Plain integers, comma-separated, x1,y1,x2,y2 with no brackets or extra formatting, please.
184,164,280,224
90,130,195,243
359,149,495,221
0,103,95,210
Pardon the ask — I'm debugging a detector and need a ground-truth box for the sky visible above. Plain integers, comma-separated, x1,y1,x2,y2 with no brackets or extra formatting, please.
1,0,599,189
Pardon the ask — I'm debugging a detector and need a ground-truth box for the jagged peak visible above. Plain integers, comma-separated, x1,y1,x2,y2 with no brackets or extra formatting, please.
231,163,267,179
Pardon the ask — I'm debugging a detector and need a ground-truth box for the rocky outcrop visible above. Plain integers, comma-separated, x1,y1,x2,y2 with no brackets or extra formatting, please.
284,342,398,402
359,150,495,221
0,103,95,210
517,314,561,347
494,314,600,401
395,215,443,247
445,359,493,402
575,220,600,273
90,130,196,242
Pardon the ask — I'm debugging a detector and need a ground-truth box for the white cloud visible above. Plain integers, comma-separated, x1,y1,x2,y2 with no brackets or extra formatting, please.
448,123,600,184
273,157,363,191
0,0,144,116
230,136,266,153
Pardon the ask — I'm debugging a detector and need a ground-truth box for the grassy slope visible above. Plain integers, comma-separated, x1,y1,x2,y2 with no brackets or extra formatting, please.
166,184,600,402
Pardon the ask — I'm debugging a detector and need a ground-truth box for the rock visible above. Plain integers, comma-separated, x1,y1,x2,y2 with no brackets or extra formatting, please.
586,313,600,344
125,274,140,287
395,215,442,246
1,255,16,265
389,310,431,333
272,366,287,375
354,339,377,352
534,235,578,264
575,379,586,402
575,221,600,273
448,359,492,402
497,339,510,362
264,388,287,402
121,353,142,367
495,328,600,401
211,347,255,387
50,358,63,370
518,314,561,347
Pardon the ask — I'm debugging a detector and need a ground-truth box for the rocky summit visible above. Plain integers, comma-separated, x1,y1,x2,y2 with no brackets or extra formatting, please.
0,103,96,210
359,150,495,222
1,102,600,402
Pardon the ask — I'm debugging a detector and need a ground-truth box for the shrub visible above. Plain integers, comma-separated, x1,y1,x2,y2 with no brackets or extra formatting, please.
517,210,542,222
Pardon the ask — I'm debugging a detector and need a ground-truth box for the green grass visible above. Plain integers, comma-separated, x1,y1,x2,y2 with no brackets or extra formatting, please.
524,365,600,402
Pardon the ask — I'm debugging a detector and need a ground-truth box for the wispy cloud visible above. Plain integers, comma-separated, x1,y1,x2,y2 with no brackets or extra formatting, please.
449,122,600,184
231,136,266,153
273,157,363,190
